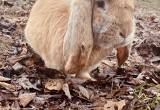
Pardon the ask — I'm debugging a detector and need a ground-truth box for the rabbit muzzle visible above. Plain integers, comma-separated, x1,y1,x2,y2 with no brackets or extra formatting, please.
115,18,135,48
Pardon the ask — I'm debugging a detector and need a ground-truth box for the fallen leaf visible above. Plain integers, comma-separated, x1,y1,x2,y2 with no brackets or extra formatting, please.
59,101,66,109
66,76,86,85
12,62,23,71
155,104,160,110
45,79,64,91
11,101,20,110
62,83,71,99
19,93,36,107
151,56,160,63
33,97,46,105
8,54,31,64
0,76,11,81
23,58,34,67
0,92,16,101
78,85,90,99
20,46,28,55
0,82,16,91
99,62,116,77
104,100,126,110
17,76,40,91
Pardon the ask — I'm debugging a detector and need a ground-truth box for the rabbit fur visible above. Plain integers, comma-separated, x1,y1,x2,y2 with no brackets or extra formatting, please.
25,0,135,80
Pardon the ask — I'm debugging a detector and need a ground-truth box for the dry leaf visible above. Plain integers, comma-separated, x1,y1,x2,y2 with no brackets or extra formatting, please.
78,85,90,99
117,46,129,67
62,83,71,99
18,76,40,91
0,82,16,91
104,100,126,110
19,93,36,107
21,46,28,55
0,76,11,82
8,54,31,64
11,101,20,110
155,104,160,110
33,97,46,105
12,62,23,71
23,58,34,67
45,79,64,91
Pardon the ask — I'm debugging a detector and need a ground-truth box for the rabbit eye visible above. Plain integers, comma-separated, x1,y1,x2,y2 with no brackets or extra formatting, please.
96,1,105,9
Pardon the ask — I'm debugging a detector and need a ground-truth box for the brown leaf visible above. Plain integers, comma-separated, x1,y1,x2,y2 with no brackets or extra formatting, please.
0,92,17,101
99,62,116,77
20,46,28,55
19,93,36,107
0,76,11,82
11,101,20,110
151,56,160,63
155,104,160,110
117,46,130,67
18,76,40,91
12,62,23,71
78,85,90,99
104,100,126,110
0,82,16,91
62,83,72,99
45,79,64,91
8,54,31,64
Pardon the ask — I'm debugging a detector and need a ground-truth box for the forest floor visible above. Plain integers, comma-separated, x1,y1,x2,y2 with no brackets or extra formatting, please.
0,0,160,110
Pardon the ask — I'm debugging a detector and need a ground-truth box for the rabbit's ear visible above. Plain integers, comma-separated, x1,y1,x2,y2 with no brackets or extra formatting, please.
63,0,94,74
116,45,131,67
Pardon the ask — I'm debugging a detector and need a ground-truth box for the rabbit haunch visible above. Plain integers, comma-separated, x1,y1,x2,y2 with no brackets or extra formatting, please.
25,0,135,80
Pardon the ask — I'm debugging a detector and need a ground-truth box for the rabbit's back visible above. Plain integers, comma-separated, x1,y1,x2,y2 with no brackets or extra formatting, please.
25,0,70,70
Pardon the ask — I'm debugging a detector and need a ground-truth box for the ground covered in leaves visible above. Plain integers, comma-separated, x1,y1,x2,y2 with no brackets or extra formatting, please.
0,0,160,110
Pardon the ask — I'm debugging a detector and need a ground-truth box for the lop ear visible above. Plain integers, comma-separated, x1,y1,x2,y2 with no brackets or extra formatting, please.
116,45,131,67
63,0,94,73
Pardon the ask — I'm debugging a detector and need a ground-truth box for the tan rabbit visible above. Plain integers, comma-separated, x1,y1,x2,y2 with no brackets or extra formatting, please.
25,0,135,80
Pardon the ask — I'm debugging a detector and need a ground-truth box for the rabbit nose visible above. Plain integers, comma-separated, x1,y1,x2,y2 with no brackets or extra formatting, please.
119,18,133,38
119,21,133,38
119,27,131,38
119,32,125,38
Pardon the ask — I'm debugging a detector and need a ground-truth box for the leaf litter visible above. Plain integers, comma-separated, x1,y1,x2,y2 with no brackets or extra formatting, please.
0,0,160,110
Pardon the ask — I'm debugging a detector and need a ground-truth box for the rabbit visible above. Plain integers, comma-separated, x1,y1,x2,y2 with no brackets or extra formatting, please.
25,0,135,80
